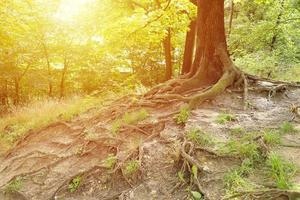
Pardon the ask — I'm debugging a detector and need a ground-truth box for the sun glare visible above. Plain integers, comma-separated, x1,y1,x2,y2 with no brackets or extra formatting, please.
54,0,94,22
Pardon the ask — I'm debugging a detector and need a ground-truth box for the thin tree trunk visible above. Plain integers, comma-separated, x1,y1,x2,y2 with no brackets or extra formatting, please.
14,78,20,105
42,43,53,97
163,28,173,80
60,55,68,99
181,19,197,75
228,0,234,37
270,0,285,51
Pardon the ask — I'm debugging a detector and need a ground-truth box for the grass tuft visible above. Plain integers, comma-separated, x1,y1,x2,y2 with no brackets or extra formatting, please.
279,121,298,135
68,176,82,193
266,152,297,189
5,177,23,193
174,105,190,125
216,113,236,124
124,160,140,175
186,128,214,146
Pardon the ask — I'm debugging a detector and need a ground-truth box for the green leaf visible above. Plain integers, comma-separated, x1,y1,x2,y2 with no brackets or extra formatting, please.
191,191,202,200
192,165,198,178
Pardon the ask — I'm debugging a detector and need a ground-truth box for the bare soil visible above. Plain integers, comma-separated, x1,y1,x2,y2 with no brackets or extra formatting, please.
0,81,299,200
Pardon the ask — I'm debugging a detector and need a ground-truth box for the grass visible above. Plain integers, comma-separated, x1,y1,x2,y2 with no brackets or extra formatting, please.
110,109,149,135
68,176,82,193
186,128,214,146
124,160,140,175
266,152,297,189
0,92,118,153
220,139,260,161
216,113,236,124
263,130,281,146
102,154,117,169
230,126,245,135
5,176,23,193
279,121,298,134
174,105,190,125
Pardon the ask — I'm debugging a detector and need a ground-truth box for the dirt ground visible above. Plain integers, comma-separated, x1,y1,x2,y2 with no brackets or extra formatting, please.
0,81,299,200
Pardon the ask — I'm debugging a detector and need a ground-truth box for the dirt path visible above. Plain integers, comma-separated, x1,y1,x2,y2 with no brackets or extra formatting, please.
0,85,299,200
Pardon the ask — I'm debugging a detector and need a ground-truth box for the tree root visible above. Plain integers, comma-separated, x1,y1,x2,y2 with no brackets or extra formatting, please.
224,189,300,200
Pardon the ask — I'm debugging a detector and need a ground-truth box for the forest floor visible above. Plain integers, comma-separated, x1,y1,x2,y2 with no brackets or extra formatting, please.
0,80,300,200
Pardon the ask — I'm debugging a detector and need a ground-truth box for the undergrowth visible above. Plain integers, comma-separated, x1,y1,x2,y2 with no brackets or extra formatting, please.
68,176,82,193
174,105,190,125
110,109,149,135
5,176,23,193
0,91,120,153
186,128,214,147
216,113,236,124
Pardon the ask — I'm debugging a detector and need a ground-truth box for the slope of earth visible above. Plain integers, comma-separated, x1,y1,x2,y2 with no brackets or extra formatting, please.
0,80,299,200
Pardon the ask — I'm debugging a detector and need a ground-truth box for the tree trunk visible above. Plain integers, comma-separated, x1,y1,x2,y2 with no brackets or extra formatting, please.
163,28,173,80
228,0,234,37
60,55,68,99
190,0,228,84
270,0,285,51
14,78,20,105
181,19,197,75
42,43,53,97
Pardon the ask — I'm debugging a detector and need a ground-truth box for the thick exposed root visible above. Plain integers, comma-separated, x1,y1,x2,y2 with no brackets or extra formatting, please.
225,189,300,200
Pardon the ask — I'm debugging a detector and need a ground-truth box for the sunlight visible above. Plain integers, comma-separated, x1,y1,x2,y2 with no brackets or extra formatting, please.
54,0,94,22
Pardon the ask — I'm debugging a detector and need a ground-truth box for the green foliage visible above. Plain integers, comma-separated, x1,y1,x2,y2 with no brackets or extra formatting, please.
263,130,281,146
177,171,185,183
216,113,236,124
279,121,298,134
186,128,214,146
124,160,140,175
5,177,23,193
230,126,245,135
0,94,113,153
220,139,260,161
191,191,203,200
110,109,149,135
174,105,190,125
266,152,297,189
123,109,149,125
103,154,117,169
68,176,82,193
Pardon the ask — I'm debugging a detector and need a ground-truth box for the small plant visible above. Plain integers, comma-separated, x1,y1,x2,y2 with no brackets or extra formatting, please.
5,176,23,193
111,119,122,136
220,140,260,161
124,160,140,175
187,128,214,146
177,171,185,182
266,152,297,189
216,113,236,124
123,109,149,125
68,176,82,193
110,109,149,135
191,191,203,200
279,122,298,134
84,130,98,141
174,105,190,125
263,130,281,146
230,126,245,135
103,154,117,169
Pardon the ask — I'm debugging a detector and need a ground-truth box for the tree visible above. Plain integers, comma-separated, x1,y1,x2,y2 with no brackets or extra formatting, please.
150,0,242,109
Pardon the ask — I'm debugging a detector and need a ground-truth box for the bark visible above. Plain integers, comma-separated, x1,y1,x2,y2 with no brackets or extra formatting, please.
163,28,173,80
190,0,228,85
181,19,197,75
